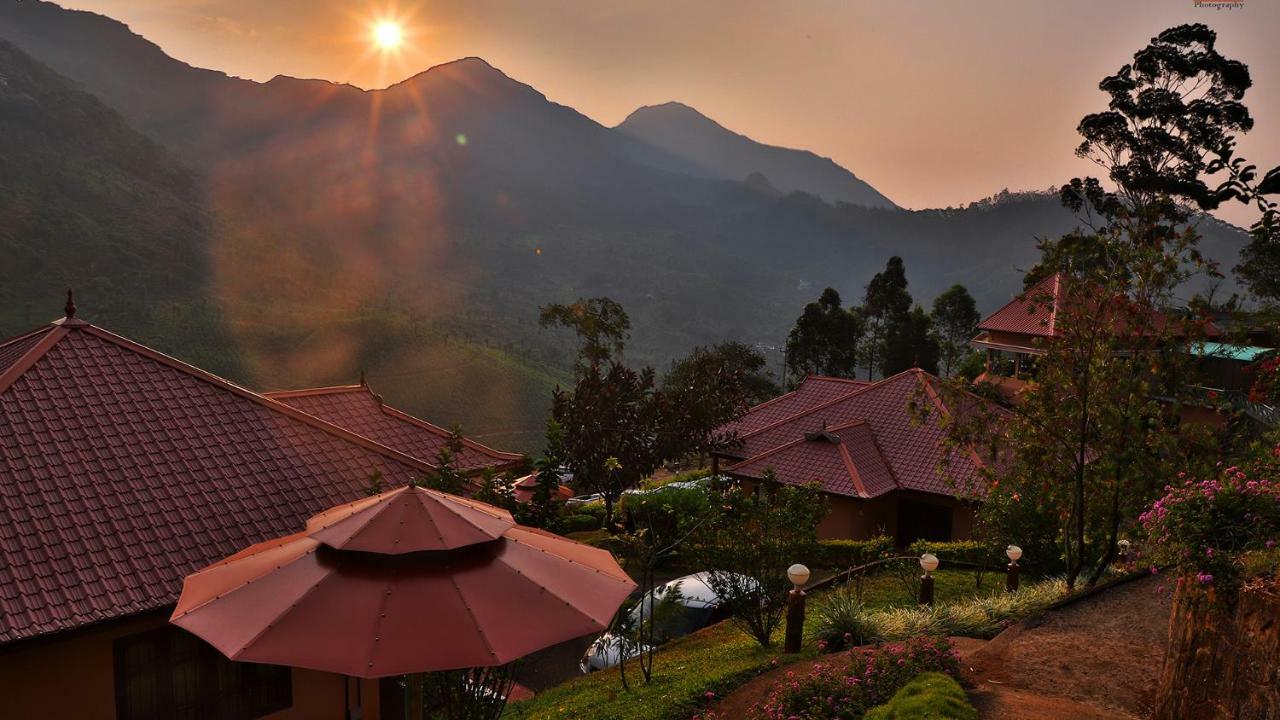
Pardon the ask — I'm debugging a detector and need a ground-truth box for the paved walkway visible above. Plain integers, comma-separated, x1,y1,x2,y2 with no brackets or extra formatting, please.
706,575,1172,719
961,575,1172,719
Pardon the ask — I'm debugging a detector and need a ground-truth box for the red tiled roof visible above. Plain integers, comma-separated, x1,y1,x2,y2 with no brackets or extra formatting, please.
0,318,438,646
721,375,870,437
974,273,1221,341
0,327,52,377
722,369,993,498
727,421,899,498
976,273,1059,338
265,385,522,474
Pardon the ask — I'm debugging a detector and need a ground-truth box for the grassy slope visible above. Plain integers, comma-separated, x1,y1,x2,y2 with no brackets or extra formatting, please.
504,569,982,720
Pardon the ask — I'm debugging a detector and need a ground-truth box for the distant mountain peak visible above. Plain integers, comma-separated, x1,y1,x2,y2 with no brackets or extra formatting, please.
617,101,897,210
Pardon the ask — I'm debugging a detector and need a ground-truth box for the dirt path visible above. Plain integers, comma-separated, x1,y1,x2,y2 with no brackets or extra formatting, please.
961,575,1172,719
707,575,1172,719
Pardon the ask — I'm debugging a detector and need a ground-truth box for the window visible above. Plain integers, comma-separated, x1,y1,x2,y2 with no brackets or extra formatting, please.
114,627,292,720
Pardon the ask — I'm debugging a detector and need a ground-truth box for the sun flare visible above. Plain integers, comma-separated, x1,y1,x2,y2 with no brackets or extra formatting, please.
372,21,404,51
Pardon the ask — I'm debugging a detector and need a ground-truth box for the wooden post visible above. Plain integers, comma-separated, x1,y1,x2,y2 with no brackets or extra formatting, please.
1006,561,1020,593
919,574,935,606
784,588,806,653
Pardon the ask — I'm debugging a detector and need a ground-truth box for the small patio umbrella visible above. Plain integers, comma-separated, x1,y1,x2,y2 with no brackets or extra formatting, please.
171,485,634,682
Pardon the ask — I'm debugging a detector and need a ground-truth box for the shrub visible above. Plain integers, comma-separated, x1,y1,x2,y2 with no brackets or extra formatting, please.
907,540,998,588
753,636,961,720
621,484,711,542
561,512,604,533
812,586,880,651
1140,463,1280,592
695,479,826,647
814,578,1067,647
817,536,894,568
863,672,977,720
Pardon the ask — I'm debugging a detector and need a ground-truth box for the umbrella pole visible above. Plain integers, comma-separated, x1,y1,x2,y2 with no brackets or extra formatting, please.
343,675,364,720
406,673,424,719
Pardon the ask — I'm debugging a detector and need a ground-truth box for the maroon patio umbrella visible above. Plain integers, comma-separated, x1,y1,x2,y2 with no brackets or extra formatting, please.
171,486,635,678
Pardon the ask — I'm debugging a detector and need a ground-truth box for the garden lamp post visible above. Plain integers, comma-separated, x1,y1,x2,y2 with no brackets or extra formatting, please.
784,563,810,653
918,554,939,606
1006,545,1022,592
1118,539,1131,564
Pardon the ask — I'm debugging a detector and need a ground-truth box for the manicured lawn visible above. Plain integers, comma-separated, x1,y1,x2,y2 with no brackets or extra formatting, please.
503,569,983,720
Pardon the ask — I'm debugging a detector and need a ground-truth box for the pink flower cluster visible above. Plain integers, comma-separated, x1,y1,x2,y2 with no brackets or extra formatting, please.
751,636,959,720
1140,464,1279,590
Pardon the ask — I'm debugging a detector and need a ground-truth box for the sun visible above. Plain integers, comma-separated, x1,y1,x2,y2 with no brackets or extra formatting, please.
372,21,404,51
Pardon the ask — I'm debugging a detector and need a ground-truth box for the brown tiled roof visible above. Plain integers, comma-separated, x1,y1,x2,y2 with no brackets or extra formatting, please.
265,385,522,474
0,318,437,646
720,375,870,437
722,369,993,498
976,273,1059,338
727,421,899,498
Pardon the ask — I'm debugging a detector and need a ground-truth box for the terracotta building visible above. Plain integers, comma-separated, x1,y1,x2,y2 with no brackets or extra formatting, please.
713,370,998,544
971,273,1275,426
0,304,520,719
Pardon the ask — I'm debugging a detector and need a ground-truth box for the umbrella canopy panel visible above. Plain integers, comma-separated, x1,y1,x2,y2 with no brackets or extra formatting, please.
171,487,635,678
306,486,516,553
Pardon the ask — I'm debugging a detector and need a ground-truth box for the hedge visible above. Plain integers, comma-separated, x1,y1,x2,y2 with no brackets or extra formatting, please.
560,513,604,533
906,540,997,568
816,536,894,568
863,672,978,720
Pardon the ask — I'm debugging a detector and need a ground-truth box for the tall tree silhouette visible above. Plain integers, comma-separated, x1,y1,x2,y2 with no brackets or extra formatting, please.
861,257,912,380
784,288,864,381
930,285,980,376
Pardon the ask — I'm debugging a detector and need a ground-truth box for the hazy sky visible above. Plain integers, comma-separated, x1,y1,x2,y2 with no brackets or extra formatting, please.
61,0,1280,227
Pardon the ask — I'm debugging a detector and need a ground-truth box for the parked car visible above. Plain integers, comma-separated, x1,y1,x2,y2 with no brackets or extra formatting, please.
565,492,602,508
578,571,755,673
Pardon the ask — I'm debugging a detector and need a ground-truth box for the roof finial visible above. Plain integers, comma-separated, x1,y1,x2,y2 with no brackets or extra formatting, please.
64,289,76,319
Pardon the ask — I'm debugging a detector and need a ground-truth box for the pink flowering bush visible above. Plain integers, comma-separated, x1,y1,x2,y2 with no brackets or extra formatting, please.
1140,462,1280,592
753,637,960,720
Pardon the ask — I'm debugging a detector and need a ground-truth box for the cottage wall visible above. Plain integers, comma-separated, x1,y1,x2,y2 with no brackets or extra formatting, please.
0,612,382,720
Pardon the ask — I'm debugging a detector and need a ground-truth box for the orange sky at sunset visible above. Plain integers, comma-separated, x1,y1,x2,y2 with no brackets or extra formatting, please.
58,0,1280,228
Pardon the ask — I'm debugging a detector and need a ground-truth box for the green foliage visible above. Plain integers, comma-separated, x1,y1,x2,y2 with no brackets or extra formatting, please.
862,257,913,380
866,579,1066,641
503,620,793,720
695,479,826,647
661,343,761,458
560,513,604,534
954,351,986,383
815,536,894,569
753,637,961,720
907,539,1000,588
621,484,711,551
862,672,977,720
539,297,631,370
933,25,1261,591
422,426,469,495
1140,460,1280,593
930,286,981,377
884,305,939,376
813,576,1065,650
548,299,754,527
473,469,516,511
812,591,879,652
665,342,779,407
785,287,864,381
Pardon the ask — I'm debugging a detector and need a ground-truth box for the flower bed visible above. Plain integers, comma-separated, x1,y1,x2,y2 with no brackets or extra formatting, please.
752,637,961,720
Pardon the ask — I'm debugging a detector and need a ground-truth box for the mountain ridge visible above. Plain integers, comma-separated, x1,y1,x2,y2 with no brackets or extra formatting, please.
0,2,1252,449
617,100,897,209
